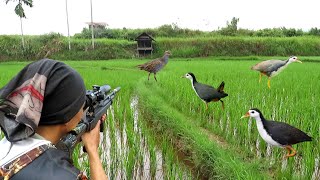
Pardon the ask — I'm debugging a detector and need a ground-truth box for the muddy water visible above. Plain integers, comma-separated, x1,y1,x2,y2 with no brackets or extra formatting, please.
312,157,320,180
129,96,165,180
74,96,190,179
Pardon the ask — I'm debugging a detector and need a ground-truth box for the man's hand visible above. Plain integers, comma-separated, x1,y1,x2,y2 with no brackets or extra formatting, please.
81,114,106,154
81,114,108,180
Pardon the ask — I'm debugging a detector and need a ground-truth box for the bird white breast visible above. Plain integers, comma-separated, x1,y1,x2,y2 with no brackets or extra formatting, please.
255,117,282,147
190,81,201,99
270,64,289,77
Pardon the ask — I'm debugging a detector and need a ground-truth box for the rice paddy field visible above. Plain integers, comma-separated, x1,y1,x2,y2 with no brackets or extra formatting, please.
0,57,319,179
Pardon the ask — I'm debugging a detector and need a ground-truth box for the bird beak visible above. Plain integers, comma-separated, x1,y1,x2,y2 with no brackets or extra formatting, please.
181,75,185,78
296,60,302,63
240,112,250,119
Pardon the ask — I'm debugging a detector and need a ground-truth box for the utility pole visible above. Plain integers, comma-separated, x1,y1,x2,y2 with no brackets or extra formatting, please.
65,0,71,50
90,0,95,49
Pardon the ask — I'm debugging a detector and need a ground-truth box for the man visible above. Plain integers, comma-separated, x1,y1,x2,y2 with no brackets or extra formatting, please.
0,59,108,180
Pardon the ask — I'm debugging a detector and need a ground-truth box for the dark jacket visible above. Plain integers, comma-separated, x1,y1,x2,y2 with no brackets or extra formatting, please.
10,148,85,180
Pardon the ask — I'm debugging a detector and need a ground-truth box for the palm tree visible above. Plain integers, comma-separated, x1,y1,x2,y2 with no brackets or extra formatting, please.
6,0,33,18
90,0,95,49
65,0,71,50
6,0,33,49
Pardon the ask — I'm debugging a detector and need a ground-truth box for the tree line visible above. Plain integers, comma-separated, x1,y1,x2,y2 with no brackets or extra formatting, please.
4,2,319,39
74,17,320,40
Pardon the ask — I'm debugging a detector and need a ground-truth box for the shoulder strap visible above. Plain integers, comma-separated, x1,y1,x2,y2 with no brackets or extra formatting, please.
77,172,89,180
0,144,50,180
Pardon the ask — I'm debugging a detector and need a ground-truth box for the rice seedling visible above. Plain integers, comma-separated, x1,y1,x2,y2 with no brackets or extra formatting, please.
134,58,319,179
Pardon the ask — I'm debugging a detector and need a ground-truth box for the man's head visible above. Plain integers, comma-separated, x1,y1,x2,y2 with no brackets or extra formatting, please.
0,59,86,142
63,103,85,133
36,103,85,144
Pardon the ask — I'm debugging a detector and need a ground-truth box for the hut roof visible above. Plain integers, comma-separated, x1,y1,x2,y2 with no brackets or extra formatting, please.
85,22,108,27
135,32,155,41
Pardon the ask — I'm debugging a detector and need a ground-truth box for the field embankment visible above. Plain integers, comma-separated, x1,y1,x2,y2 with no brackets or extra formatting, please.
1,35,320,61
134,58,320,179
136,80,269,179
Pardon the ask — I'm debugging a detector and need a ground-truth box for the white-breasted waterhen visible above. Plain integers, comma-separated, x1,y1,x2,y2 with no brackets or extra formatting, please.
137,51,171,82
251,56,302,88
241,108,312,158
182,72,228,110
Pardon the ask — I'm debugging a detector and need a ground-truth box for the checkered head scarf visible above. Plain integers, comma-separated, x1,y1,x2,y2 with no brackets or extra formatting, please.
0,59,86,142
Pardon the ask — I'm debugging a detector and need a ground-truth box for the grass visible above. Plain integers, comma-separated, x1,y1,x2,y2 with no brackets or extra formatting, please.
0,59,191,179
134,58,319,179
136,81,269,179
2,35,320,61
0,57,319,179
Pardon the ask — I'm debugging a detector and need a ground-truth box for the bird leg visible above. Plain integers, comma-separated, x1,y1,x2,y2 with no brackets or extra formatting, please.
205,102,208,111
259,73,263,83
267,78,271,89
154,73,157,82
220,100,225,110
284,145,297,158
148,73,151,81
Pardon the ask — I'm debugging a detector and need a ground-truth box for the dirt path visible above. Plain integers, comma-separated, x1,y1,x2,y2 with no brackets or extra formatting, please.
200,128,229,149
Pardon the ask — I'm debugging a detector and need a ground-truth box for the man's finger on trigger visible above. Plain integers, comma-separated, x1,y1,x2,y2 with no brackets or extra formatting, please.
101,114,106,121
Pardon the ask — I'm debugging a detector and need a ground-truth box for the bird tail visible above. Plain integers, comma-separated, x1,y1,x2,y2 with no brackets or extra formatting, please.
251,64,258,70
218,81,228,97
136,64,144,70
304,134,313,142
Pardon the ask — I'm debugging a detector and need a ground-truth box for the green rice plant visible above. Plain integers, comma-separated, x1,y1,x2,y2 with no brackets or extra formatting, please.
136,81,268,179
134,58,319,179
0,58,319,179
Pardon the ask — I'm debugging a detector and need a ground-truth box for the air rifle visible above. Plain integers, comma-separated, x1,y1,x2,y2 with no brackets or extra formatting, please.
56,84,120,157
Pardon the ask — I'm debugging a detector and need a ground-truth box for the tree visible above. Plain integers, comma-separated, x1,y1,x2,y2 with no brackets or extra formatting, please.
6,0,33,18
5,0,33,50
219,17,239,36
309,27,320,36
227,17,239,32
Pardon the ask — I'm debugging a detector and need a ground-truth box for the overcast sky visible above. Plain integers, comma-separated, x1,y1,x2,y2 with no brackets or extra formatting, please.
0,0,319,36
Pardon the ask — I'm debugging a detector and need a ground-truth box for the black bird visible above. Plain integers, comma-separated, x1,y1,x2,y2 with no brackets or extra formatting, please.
182,72,228,110
137,51,171,81
241,108,312,158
